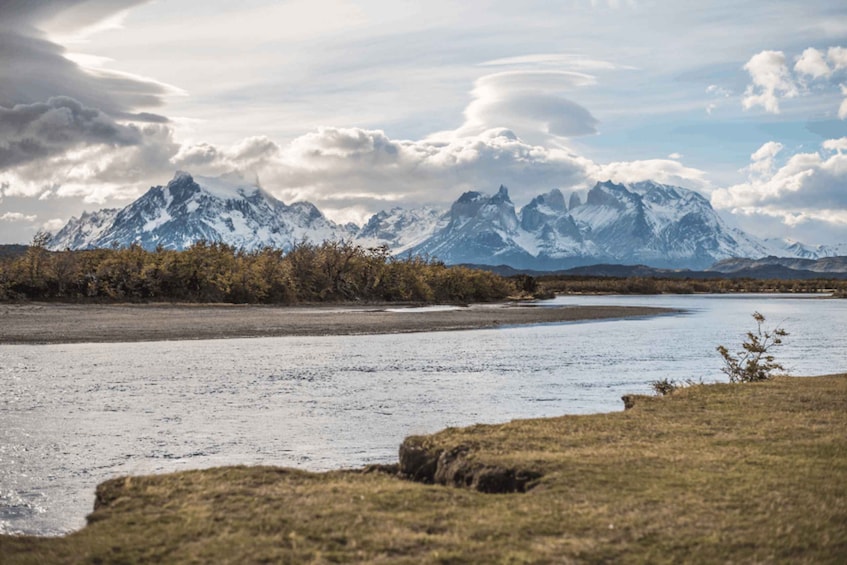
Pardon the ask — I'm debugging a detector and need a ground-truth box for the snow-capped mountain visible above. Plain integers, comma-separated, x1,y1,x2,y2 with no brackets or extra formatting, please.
569,180,768,267
47,172,845,270
49,171,356,251
409,180,771,269
410,186,537,266
355,206,447,254
759,238,847,260
49,208,120,250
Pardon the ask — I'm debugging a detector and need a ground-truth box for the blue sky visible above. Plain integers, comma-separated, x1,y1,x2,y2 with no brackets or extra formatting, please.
1,0,846,245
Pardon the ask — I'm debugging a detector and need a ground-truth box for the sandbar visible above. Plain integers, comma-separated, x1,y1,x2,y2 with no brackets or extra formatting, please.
0,302,674,344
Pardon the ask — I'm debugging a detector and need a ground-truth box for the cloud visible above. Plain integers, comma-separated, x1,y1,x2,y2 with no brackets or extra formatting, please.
440,71,599,145
0,112,717,227
712,139,847,227
0,212,38,222
706,85,731,97
822,137,847,152
480,53,623,71
840,84,847,119
0,121,178,202
705,84,732,115
0,96,143,168
742,50,797,114
171,136,281,177
794,47,831,79
829,46,847,70
41,217,67,232
747,141,784,178
269,126,596,209
0,0,172,119
0,1,150,34
591,159,708,190
739,45,847,119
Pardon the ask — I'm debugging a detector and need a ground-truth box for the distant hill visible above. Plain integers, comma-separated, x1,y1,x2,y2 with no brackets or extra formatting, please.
709,256,847,274
0,244,28,259
464,259,847,280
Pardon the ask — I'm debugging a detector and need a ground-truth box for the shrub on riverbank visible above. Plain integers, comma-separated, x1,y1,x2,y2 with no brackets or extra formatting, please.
0,240,513,304
2,374,844,563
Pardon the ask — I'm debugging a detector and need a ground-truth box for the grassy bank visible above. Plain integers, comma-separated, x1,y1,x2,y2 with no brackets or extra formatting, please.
3,375,845,563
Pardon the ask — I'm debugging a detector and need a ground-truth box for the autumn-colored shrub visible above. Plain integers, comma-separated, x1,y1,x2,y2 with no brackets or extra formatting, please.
0,239,514,304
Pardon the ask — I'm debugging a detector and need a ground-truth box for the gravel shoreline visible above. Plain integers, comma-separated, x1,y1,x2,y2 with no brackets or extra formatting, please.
0,302,674,344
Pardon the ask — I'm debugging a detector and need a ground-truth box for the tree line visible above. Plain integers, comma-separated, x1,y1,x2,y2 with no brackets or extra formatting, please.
4,238,844,304
0,238,514,304
535,274,847,296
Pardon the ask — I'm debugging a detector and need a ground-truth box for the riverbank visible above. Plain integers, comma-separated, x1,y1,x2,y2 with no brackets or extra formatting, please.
0,302,671,344
2,374,844,563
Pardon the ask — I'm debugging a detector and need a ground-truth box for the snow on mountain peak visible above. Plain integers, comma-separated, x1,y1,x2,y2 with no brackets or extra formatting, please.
46,173,845,268
47,170,352,252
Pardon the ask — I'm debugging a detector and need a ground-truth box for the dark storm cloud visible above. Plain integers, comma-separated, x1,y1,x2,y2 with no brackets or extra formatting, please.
0,1,149,32
0,0,169,119
0,96,143,168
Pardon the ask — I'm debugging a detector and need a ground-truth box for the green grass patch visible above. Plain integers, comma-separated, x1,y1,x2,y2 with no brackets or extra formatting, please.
2,375,846,563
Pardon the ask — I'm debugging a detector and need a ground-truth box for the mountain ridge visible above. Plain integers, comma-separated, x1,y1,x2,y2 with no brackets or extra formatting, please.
47,171,846,271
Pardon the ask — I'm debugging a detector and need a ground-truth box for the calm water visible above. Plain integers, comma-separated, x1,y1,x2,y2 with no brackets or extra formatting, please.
1,294,845,535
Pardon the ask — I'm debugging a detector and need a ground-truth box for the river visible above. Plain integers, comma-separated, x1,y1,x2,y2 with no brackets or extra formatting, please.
1,294,845,535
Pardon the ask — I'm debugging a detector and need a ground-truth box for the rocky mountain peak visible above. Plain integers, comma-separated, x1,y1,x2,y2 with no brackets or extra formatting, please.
47,172,843,270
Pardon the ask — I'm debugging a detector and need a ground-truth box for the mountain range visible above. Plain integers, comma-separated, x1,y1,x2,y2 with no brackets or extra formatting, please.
47,171,847,270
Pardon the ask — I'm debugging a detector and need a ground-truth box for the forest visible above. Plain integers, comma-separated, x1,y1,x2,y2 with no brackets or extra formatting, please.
0,238,514,304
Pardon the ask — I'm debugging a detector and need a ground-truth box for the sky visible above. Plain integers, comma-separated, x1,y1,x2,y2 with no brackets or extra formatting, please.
1,0,846,245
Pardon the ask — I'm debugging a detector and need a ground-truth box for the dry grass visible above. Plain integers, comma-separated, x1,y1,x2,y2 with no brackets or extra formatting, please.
2,375,845,563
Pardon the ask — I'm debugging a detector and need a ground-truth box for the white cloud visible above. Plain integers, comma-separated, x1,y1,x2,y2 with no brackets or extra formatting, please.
269,126,597,208
0,123,604,212
742,50,797,114
748,141,784,178
480,53,623,71
712,139,847,227
738,45,847,119
794,47,831,79
668,152,683,160
42,218,67,232
591,159,708,190
829,46,847,70
171,136,280,175
705,84,731,115
706,85,731,97
0,212,37,222
840,84,847,119
3,114,718,231
822,137,847,152
0,122,179,202
440,71,599,145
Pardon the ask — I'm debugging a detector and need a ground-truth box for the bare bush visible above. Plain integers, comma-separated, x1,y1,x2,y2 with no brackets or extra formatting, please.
717,312,788,383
